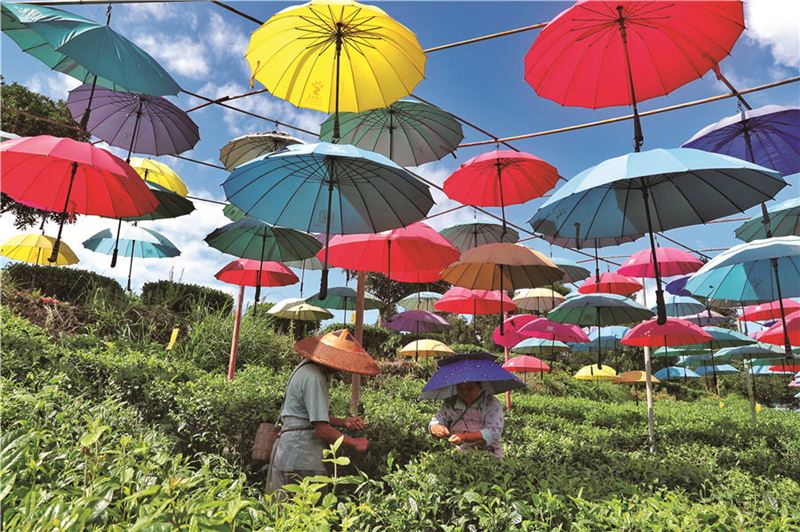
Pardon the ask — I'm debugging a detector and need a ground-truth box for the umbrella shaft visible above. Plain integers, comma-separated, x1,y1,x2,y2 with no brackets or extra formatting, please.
79,76,99,131
127,240,136,292
125,99,144,163
48,161,79,263
332,32,343,141
616,8,643,152
640,182,666,324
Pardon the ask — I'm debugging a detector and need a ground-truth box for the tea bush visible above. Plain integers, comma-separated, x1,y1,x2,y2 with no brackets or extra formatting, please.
2,263,125,304
141,279,233,315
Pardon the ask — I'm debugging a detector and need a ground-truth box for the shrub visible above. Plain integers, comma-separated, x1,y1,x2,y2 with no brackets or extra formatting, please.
141,280,232,315
2,263,125,304
319,322,397,358
448,343,489,354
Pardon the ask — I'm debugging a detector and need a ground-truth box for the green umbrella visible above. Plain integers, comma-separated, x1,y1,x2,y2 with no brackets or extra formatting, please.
652,345,709,358
122,182,194,221
223,203,248,222
439,223,518,253
306,286,382,323
319,99,463,167
552,257,590,283
219,131,304,170
735,197,799,242
398,291,442,312
511,337,570,356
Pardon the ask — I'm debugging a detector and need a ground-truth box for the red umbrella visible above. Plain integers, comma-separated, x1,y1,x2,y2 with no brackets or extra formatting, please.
503,355,551,373
321,222,459,280
443,150,559,232
769,363,800,373
578,272,643,296
757,311,800,347
1,135,157,261
492,314,539,348
525,0,744,150
387,268,443,283
617,247,703,278
621,317,712,347
519,317,590,344
740,299,800,322
435,287,516,315
214,259,298,288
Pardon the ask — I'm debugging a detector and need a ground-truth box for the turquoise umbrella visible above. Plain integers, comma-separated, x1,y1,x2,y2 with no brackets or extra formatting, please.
319,99,464,167
529,148,787,323
1,4,180,96
655,294,706,317
735,197,800,242
552,257,590,283
714,344,784,362
652,345,709,358
512,337,570,356
222,142,434,298
306,286,381,322
654,367,700,381
695,364,739,376
439,223,518,253
83,225,179,291
675,354,713,367
398,291,442,312
569,326,630,353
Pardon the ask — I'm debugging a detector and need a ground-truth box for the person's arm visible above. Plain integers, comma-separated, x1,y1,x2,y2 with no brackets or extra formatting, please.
329,415,365,430
450,398,504,445
313,421,368,452
429,403,453,438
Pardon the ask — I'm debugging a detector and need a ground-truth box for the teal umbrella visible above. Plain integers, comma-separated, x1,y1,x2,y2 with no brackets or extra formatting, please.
1,4,180,96
306,286,381,322
548,293,653,367
714,344,784,362
675,354,713,367
319,100,463,167
695,364,739,376
439,223,518,253
652,345,709,358
122,182,194,222
552,257,590,283
735,197,800,242
512,337,570,356
398,291,442,312
656,294,706,317
569,326,630,353
83,225,179,291
654,367,700,380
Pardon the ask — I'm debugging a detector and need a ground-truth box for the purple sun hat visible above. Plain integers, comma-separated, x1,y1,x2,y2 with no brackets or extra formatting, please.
420,353,525,400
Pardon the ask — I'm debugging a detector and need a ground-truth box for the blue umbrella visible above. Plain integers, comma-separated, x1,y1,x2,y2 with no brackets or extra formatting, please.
654,367,700,381
656,294,705,317
735,197,800,242
420,353,525,400
83,225,179,291
695,364,739,376
529,148,787,323
222,142,434,298
683,105,800,178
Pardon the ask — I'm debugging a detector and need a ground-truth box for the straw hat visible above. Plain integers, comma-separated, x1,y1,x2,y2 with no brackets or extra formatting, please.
293,329,379,376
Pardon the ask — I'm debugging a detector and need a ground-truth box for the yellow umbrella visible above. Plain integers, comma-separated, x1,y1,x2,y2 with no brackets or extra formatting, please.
397,339,454,358
614,370,660,384
574,364,618,381
513,288,565,313
441,243,563,291
246,0,425,120
0,233,79,266
129,157,188,197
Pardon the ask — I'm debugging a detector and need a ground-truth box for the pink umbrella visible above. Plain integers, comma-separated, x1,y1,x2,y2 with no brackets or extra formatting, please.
519,317,591,344
617,247,703,278
621,318,712,347
578,272,643,297
435,287,516,315
492,314,540,348
758,311,800,347
740,299,800,322
680,310,728,327
503,355,551,373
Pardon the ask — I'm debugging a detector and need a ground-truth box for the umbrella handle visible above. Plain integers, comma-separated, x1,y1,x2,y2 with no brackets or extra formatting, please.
48,162,79,263
111,218,123,268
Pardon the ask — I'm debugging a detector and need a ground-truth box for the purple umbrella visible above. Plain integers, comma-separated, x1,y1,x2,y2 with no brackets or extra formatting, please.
683,105,800,176
666,276,692,297
68,84,199,158
680,310,728,327
387,310,449,334
420,353,525,400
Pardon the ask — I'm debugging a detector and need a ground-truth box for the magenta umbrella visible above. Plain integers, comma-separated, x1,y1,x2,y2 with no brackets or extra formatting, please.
387,310,450,334
492,314,539,348
519,317,590,344
618,247,703,278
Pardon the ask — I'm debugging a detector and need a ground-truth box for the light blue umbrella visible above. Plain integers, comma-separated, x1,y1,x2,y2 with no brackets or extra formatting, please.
714,344,784,362
552,257,590,283
568,326,629,353
529,148,787,323
222,142,434,298
83,226,179,291
654,367,700,381
695,364,739,376
656,294,706,317
748,365,787,376
675,354,713,367
735,197,800,243
512,337,570,356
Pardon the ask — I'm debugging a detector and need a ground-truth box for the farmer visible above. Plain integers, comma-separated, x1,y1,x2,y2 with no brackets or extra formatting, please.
424,353,524,459
266,329,379,492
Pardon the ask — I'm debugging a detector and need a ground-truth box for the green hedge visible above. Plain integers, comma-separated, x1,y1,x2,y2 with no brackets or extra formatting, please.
141,280,233,315
2,263,125,304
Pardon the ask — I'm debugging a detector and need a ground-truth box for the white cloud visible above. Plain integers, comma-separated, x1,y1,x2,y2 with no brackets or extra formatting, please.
133,34,209,79
745,0,800,69
208,12,249,60
26,72,81,101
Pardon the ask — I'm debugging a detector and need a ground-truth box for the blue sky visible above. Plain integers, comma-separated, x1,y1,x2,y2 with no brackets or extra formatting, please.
2,0,798,324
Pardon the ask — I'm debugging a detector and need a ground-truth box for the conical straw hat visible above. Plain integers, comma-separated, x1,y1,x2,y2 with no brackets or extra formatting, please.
293,329,379,376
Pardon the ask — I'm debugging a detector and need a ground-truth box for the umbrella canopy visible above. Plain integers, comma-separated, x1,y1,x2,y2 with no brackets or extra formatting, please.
319,99,463,167
695,364,739,376
129,158,188,197
67,84,199,156
615,371,659,384
769,363,800,373
503,355,551,373
758,312,800,347
215,259,298,288
569,326,630,353
420,353,525,400
223,203,248,222
306,286,382,312
390,268,445,283
397,339,454,358
519,317,591,344
675,354,712,367
577,272,642,296
740,298,800,322
83,226,179,258
247,0,425,114
622,318,712,347
205,219,322,262
666,276,692,297
0,233,78,266
680,310,729,327
1,3,180,96
552,257,591,283
714,344,784,362
398,292,442,312
654,367,701,380
657,295,706,317
1,130,20,141
219,131,303,170
434,288,516,315
511,338,569,356
548,293,653,327
683,105,800,178
574,364,618,382
441,243,563,291
735,197,800,242
122,182,194,222
267,298,333,321
387,310,450,334
651,345,707,358
320,222,459,280
492,314,540,348
513,288,565,313
618,247,703,278
749,364,790,376
439,223,519,253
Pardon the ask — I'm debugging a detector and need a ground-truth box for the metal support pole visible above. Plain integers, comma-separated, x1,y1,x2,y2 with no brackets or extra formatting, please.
228,285,245,380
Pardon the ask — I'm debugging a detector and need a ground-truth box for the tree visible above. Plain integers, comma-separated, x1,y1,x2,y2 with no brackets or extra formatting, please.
365,273,449,324
1,79,89,229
